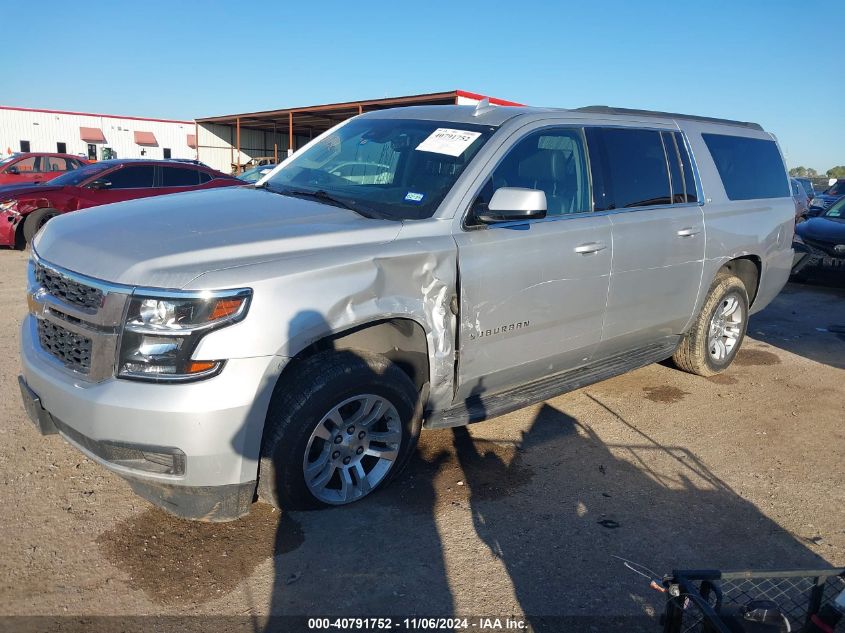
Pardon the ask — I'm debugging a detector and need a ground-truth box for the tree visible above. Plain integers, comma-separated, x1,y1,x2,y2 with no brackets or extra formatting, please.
826,166,845,179
789,166,807,177
807,168,818,177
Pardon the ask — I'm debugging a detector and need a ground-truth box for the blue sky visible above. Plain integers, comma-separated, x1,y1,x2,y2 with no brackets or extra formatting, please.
5,0,843,171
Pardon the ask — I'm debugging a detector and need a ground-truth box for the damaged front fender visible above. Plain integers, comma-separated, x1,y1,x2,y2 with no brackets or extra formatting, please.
189,224,460,411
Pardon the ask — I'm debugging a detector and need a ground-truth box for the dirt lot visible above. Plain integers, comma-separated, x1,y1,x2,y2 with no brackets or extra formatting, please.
0,248,843,631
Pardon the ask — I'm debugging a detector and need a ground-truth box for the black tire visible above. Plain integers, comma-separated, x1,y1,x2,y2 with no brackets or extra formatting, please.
672,272,749,377
22,208,59,245
258,349,423,510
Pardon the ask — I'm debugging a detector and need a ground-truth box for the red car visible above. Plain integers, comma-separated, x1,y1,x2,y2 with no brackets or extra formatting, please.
0,153,89,186
1,159,242,248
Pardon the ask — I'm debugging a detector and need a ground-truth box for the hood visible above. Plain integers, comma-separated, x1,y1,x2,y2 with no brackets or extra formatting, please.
796,216,845,242
0,183,62,199
33,187,403,288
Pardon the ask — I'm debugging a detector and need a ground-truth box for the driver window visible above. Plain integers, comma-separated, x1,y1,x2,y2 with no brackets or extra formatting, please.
473,127,591,217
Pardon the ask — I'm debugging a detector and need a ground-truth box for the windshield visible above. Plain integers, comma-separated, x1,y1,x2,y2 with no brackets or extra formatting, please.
824,180,845,196
264,118,496,220
0,155,17,167
824,197,845,218
46,162,111,186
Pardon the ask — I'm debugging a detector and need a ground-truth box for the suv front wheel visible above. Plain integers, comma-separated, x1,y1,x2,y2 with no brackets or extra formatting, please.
673,272,749,376
258,350,423,510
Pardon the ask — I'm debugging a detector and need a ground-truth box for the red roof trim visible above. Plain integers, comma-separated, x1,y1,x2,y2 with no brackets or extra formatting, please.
455,90,525,107
0,104,192,125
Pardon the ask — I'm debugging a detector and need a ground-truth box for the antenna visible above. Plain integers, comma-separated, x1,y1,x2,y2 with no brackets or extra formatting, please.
472,98,495,117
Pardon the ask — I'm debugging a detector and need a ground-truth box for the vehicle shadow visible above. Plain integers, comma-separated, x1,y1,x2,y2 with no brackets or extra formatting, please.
98,309,834,631
448,398,833,631
748,281,845,369
258,385,831,631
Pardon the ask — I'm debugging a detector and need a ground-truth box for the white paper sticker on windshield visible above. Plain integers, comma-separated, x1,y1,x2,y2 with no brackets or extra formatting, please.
415,128,482,157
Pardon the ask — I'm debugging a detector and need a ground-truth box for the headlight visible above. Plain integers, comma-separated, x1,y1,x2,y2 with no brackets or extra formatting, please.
0,199,17,213
117,288,251,382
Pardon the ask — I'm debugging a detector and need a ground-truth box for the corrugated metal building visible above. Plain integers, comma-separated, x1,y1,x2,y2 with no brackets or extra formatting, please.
195,90,522,174
0,106,197,162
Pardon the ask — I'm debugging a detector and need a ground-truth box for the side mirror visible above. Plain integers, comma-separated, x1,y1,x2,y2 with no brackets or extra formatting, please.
88,179,112,190
476,187,547,224
6,166,19,175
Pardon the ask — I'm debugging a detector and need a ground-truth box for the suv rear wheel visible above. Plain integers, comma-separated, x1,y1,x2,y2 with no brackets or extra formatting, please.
673,272,749,376
258,350,423,510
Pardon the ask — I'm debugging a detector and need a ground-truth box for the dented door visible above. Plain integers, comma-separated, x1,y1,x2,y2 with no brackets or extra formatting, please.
453,215,612,402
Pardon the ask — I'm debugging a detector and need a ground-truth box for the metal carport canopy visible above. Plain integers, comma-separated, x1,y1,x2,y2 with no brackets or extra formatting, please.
195,90,524,161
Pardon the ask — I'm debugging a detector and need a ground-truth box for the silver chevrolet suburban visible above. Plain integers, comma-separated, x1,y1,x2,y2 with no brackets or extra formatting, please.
19,104,794,520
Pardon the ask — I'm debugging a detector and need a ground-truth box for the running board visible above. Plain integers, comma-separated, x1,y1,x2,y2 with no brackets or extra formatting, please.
424,337,680,429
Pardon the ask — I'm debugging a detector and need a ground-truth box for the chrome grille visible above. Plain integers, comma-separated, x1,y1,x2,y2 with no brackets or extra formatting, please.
35,263,103,310
37,319,92,373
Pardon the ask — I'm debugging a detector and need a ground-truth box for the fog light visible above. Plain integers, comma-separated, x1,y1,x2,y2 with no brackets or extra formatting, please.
140,451,186,475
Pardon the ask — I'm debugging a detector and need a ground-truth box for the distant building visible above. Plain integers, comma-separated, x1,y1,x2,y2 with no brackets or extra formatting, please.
195,90,522,174
0,105,196,162
1,91,521,174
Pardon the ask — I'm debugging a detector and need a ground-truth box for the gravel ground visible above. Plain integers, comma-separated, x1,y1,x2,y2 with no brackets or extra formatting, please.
0,248,843,632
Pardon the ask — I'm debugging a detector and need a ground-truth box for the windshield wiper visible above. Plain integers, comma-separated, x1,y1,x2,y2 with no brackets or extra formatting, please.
285,188,356,211
262,183,381,218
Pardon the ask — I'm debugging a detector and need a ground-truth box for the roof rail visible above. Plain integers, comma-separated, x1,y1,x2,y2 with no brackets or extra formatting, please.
573,106,764,131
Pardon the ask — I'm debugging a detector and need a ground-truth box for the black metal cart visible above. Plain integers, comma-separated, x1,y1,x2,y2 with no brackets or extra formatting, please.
662,568,845,633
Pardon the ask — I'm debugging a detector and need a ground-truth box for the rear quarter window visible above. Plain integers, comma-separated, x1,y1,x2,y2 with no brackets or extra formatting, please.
702,133,789,201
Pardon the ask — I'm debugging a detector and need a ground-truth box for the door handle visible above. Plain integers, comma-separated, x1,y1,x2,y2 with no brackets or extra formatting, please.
676,227,701,237
574,241,607,255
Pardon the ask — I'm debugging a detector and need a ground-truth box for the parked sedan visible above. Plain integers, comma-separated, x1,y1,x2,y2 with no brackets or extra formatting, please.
0,159,241,248
0,153,89,186
793,196,845,276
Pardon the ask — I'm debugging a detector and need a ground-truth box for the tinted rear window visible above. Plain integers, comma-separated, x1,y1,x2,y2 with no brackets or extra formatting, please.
586,127,672,210
702,134,788,200
161,166,200,187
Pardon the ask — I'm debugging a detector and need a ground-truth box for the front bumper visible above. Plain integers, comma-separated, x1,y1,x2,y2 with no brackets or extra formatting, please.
20,314,286,520
792,240,845,274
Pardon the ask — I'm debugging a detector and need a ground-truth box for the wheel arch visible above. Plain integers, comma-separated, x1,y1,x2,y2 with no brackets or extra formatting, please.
279,317,431,393
254,317,431,500
718,255,761,306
